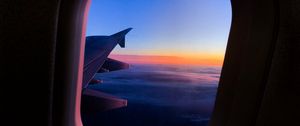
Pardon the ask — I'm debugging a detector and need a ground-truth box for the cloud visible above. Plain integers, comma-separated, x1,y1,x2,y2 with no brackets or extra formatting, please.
113,71,194,83
92,64,220,106
97,64,221,86
86,64,220,126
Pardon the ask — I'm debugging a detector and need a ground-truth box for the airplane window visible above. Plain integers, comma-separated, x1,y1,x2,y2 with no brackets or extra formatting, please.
81,0,231,126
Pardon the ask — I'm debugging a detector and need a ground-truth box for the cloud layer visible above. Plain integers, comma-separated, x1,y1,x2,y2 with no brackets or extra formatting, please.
84,64,221,126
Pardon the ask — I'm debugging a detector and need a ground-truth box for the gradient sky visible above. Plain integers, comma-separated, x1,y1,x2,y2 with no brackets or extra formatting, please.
86,0,232,66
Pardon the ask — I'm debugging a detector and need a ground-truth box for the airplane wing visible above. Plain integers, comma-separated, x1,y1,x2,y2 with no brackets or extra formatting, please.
97,58,129,73
81,28,132,113
82,28,132,88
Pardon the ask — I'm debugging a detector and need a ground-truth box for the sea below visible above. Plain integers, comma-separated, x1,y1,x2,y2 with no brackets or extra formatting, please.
82,64,221,126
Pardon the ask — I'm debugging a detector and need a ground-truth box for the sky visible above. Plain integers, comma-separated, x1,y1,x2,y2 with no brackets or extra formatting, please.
86,0,232,66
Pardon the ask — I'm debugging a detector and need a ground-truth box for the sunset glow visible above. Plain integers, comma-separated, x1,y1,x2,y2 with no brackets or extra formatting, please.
109,54,224,66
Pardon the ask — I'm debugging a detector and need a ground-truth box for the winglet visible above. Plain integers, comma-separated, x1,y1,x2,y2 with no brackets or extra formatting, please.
110,28,132,48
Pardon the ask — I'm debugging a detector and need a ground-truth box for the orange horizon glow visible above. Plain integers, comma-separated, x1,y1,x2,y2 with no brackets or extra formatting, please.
109,54,224,66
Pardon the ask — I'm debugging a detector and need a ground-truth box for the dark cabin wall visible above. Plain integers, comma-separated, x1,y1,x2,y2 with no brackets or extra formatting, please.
0,0,60,125
209,0,300,126
255,1,300,125
0,0,90,126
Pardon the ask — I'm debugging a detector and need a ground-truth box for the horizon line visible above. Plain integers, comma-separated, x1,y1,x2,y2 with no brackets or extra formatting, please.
109,54,224,66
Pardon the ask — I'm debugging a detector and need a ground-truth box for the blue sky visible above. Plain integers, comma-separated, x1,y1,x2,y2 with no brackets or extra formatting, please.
86,0,231,58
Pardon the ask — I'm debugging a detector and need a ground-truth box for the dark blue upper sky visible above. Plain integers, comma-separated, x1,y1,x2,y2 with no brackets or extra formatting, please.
86,0,231,59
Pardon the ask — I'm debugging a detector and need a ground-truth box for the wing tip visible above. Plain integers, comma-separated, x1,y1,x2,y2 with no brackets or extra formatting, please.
111,28,133,37
111,28,132,48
